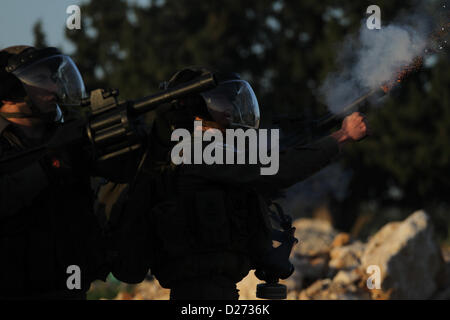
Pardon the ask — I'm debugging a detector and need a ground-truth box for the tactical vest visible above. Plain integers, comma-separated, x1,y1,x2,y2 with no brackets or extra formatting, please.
0,128,109,298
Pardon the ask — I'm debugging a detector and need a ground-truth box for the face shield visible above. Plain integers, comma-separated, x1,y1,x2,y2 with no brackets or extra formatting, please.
11,54,87,122
200,79,260,129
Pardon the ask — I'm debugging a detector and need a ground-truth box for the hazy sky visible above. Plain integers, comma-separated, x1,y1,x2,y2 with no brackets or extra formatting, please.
0,0,149,53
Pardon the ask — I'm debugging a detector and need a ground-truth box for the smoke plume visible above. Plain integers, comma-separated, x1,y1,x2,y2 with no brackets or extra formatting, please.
320,12,432,114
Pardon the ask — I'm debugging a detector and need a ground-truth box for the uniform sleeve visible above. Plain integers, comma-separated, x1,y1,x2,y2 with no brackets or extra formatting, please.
180,135,340,192
255,135,340,190
0,162,49,218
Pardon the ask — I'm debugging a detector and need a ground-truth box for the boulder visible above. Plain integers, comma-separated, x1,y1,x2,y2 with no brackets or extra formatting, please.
331,232,351,248
329,241,366,272
292,218,338,256
129,279,170,300
288,253,329,290
333,269,361,286
299,278,370,300
360,210,446,299
289,218,338,288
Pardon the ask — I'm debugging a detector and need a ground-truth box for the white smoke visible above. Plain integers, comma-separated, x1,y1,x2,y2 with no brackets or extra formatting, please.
320,18,430,114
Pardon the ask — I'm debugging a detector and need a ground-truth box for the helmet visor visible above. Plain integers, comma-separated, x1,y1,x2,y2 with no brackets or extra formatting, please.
12,55,87,108
200,80,260,129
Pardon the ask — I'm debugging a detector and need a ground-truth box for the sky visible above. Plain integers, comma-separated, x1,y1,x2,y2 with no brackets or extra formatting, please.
0,0,150,53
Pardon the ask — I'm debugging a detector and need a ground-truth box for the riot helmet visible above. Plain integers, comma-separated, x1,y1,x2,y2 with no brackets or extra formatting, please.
167,67,260,129
0,46,87,123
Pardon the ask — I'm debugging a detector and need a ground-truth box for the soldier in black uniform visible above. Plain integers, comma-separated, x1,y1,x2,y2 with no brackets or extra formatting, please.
100,67,369,300
0,46,144,299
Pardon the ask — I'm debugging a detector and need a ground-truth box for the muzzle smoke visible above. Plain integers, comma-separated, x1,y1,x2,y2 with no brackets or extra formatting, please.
320,11,433,114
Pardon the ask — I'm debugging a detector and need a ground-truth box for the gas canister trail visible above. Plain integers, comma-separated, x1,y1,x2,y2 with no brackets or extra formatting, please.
317,15,449,129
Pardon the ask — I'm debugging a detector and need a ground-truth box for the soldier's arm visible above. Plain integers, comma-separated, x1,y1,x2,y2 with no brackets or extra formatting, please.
179,135,339,187
255,135,340,191
255,112,368,190
179,112,368,189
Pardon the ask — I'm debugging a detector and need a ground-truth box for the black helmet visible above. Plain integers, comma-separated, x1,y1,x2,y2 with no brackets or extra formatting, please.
0,46,87,123
0,46,28,101
166,67,260,129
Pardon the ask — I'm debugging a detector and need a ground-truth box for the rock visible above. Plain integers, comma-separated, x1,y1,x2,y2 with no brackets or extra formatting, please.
287,253,329,291
288,219,338,289
333,269,361,286
299,279,332,299
283,268,304,291
329,241,366,272
299,278,370,300
114,291,134,300
331,233,351,248
360,210,446,299
291,253,329,281
292,218,338,257
236,271,261,300
126,279,170,300
286,290,300,300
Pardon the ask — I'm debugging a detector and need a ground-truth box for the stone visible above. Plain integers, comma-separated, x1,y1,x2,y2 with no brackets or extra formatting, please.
283,268,304,291
360,210,446,299
129,279,170,300
292,254,329,278
298,279,332,300
329,241,366,271
292,218,338,257
289,253,329,290
299,278,370,300
333,269,361,286
287,219,339,289
236,271,260,300
331,232,351,248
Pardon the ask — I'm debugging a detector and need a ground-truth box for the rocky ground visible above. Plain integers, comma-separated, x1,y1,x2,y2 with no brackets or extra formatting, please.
104,210,450,300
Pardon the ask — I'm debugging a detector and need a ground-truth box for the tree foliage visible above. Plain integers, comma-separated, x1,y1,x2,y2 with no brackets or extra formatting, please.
32,19,47,48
